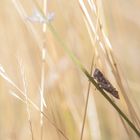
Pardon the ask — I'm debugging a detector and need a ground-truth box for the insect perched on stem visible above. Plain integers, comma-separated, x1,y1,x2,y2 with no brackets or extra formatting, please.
93,68,119,99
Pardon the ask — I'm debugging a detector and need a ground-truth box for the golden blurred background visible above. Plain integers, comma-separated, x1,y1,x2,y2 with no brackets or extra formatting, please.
0,0,140,140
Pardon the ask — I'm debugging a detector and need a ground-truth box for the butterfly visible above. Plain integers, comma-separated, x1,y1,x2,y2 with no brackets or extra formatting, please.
93,68,119,99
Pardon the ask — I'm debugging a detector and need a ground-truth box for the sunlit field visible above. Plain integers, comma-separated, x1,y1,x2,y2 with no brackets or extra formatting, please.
0,0,140,140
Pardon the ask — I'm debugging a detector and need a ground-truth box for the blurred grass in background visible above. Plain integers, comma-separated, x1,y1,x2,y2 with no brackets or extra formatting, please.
0,0,140,140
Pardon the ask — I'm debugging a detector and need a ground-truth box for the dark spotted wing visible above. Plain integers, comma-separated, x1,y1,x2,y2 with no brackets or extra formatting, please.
93,68,119,99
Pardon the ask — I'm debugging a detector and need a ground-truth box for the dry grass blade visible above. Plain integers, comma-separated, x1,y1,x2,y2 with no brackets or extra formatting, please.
80,5,100,139
80,55,95,140
18,59,34,140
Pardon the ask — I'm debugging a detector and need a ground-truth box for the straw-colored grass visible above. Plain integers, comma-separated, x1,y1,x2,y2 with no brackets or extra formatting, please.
0,0,140,140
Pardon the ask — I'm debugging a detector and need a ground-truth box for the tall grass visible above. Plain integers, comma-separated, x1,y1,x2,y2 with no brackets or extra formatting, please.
0,0,139,140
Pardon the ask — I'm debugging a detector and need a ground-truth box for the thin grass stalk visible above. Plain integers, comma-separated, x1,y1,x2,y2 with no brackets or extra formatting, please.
80,11,99,139
110,54,140,128
119,116,132,140
80,54,95,140
29,120,34,140
101,24,140,121
40,47,46,140
19,60,34,140
41,112,70,140
40,0,48,138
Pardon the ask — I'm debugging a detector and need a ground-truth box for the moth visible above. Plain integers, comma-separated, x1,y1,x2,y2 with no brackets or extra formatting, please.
93,68,119,99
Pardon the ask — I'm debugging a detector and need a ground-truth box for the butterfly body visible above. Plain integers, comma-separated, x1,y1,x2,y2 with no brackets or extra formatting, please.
93,68,119,99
